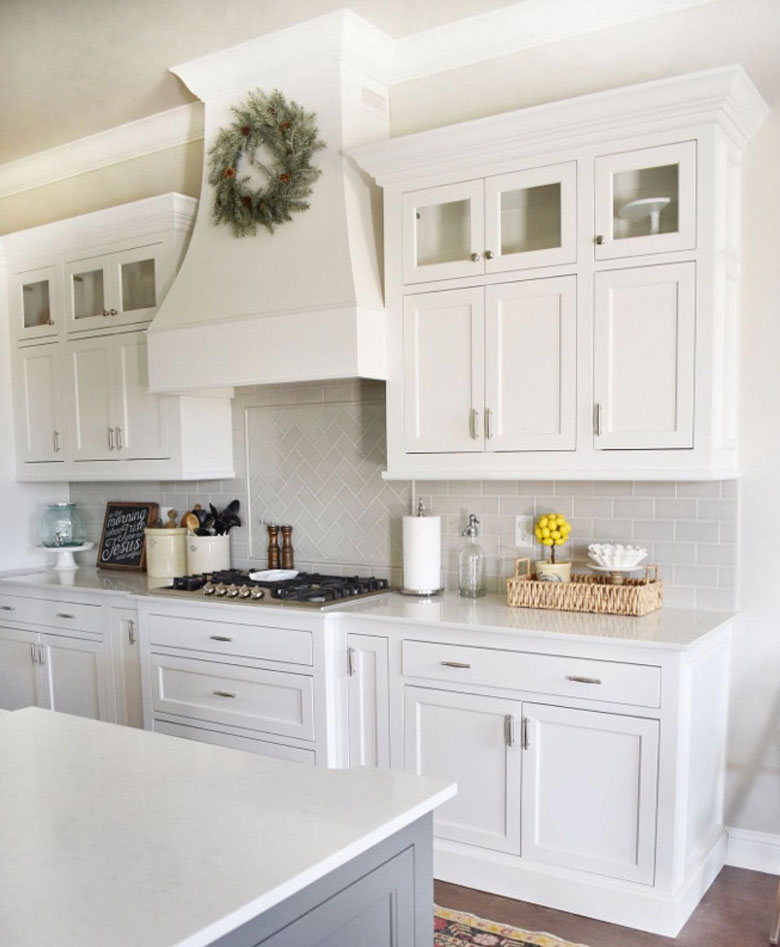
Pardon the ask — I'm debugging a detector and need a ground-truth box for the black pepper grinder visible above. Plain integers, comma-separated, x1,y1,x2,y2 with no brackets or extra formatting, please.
280,525,294,570
267,524,280,569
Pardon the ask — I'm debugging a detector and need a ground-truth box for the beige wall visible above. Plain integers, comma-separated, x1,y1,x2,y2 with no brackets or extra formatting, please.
1,0,778,840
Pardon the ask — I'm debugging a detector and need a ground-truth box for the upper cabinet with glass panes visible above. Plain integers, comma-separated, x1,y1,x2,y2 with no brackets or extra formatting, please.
11,266,60,342
402,162,576,284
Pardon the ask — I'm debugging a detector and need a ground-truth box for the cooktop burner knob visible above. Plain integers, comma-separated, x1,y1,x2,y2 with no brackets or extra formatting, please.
215,583,228,597
237,585,252,599
226,585,240,598
203,583,216,596
250,587,265,600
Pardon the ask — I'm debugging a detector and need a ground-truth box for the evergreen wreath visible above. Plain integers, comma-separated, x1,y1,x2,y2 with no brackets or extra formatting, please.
207,88,326,237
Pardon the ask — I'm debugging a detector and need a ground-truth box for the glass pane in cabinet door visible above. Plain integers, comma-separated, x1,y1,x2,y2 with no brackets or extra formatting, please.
416,199,471,266
72,269,105,319
22,280,52,328
120,258,156,312
612,163,679,241
500,183,561,255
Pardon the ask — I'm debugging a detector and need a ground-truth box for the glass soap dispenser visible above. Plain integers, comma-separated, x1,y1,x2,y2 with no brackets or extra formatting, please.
458,513,486,598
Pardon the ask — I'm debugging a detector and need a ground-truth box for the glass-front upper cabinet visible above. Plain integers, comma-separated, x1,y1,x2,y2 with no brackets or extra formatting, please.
594,141,696,260
12,266,60,342
65,244,163,333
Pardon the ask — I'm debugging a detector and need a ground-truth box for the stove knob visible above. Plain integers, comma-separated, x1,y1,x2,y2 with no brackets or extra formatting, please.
226,585,240,598
203,583,216,596
237,585,252,599
250,587,265,600
215,583,228,597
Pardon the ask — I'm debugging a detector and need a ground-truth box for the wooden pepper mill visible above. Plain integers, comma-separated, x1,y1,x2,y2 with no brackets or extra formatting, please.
280,525,294,569
266,524,280,569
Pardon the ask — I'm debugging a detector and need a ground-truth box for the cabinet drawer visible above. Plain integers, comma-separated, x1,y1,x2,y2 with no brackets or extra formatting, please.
402,640,661,708
148,614,313,666
154,719,316,764
151,654,315,740
0,592,103,635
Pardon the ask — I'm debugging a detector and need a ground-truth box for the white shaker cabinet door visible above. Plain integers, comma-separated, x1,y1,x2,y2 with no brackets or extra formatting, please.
594,262,695,449
114,332,170,460
16,343,65,462
0,626,40,711
521,703,659,884
347,634,390,769
485,276,577,451
65,336,116,460
403,288,485,453
404,686,522,854
112,607,143,729
38,633,111,722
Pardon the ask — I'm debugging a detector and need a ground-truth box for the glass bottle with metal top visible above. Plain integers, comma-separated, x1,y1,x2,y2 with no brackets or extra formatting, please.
458,513,486,598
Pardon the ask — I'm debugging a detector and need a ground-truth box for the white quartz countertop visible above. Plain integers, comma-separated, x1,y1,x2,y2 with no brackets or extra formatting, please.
0,566,165,595
0,708,454,947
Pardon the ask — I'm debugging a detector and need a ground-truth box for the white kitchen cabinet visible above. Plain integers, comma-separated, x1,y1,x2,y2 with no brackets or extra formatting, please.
594,141,696,260
66,331,170,462
64,243,164,334
10,265,60,343
404,276,576,454
352,66,767,479
402,163,576,284
594,262,695,449
15,342,65,463
38,633,110,721
404,686,522,854
520,702,659,884
112,607,143,729
0,626,40,711
347,634,390,769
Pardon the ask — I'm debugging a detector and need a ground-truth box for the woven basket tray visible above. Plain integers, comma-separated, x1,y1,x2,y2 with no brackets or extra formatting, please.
506,558,663,617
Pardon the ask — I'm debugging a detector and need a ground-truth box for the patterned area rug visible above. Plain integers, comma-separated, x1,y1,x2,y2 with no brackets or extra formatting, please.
434,905,590,947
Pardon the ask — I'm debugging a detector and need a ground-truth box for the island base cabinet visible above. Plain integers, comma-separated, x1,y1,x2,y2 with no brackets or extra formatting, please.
521,703,659,885
404,686,522,854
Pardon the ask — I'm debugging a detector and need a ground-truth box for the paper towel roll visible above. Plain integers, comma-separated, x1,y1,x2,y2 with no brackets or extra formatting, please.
402,515,442,592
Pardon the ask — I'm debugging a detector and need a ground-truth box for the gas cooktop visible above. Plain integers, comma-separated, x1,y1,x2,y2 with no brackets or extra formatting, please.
150,570,393,608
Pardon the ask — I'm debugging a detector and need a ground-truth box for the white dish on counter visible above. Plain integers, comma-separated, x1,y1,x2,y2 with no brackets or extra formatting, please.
248,569,299,581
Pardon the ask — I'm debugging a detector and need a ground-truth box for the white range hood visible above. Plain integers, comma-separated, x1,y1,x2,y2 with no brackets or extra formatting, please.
147,12,392,393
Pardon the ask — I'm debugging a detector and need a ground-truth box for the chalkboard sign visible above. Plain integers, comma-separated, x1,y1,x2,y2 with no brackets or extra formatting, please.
96,501,159,571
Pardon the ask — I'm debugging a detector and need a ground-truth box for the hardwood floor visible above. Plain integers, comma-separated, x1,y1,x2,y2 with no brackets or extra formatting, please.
435,867,777,946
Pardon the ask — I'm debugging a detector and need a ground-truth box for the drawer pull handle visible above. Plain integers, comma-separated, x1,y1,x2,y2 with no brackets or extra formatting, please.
210,635,233,642
56,613,75,619
0,605,15,611
213,690,237,699
566,675,602,685
441,661,471,669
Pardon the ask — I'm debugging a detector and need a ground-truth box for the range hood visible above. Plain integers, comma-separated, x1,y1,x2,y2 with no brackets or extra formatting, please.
147,12,392,394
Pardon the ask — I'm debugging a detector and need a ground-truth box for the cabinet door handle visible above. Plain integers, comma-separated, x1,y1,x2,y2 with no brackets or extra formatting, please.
470,251,481,262
212,690,236,699
52,430,61,453
30,643,37,664
0,605,15,611
115,427,123,450
521,717,530,750
566,675,602,685
209,635,233,642
440,660,471,669
128,620,136,645
484,249,494,260
485,407,493,439
108,427,115,450
505,714,518,747
102,309,110,317
593,403,603,437
595,234,605,245
347,646,357,677
56,613,75,619
37,644,46,666
109,308,118,316
469,408,480,440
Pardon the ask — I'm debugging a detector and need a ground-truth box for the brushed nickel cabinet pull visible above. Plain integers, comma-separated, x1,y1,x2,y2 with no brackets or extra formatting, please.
109,308,118,316
0,605,15,611
484,249,495,260
595,234,605,245
521,716,530,750
440,660,471,669
210,635,233,642
52,430,61,453
470,251,481,262
593,403,603,437
30,643,37,664
128,620,136,645
469,408,480,440
115,427,123,450
485,407,493,439
566,675,602,685
38,645,46,666
56,613,75,619
213,690,237,699
505,714,518,747
347,646,357,677
108,427,115,450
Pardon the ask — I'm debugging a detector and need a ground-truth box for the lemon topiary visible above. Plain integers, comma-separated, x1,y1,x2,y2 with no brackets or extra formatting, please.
534,513,571,564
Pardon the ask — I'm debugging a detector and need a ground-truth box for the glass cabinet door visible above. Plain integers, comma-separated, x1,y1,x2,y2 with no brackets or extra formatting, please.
402,181,484,284
64,259,108,332
114,245,161,322
594,141,696,260
484,162,577,273
13,266,59,341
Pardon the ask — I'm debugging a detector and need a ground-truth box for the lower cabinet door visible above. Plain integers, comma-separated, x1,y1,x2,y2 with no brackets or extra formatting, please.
39,633,110,721
112,607,143,728
347,634,390,768
404,686,522,854
0,626,40,711
521,703,659,884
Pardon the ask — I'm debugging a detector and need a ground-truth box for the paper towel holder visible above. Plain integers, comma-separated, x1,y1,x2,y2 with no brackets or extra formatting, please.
400,499,444,597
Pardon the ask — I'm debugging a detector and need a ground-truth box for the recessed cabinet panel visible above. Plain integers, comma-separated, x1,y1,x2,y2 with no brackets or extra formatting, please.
39,634,108,721
594,263,695,449
521,703,658,884
17,344,64,462
485,163,577,272
0,627,39,710
115,333,170,460
402,181,484,283
485,276,576,451
404,686,522,854
67,337,116,460
595,141,696,259
347,634,390,769
404,289,485,452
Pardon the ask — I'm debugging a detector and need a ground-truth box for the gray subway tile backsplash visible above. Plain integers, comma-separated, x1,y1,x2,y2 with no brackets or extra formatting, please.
70,381,738,609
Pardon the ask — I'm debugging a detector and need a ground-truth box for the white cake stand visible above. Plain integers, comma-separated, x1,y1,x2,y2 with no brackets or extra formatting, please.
38,542,94,571
617,196,671,235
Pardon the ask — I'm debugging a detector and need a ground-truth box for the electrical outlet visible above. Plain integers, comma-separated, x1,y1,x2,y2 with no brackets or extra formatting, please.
514,515,534,547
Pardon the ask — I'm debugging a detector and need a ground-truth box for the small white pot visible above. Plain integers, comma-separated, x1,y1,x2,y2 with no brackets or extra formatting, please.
534,560,572,583
187,534,230,574
145,528,187,578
